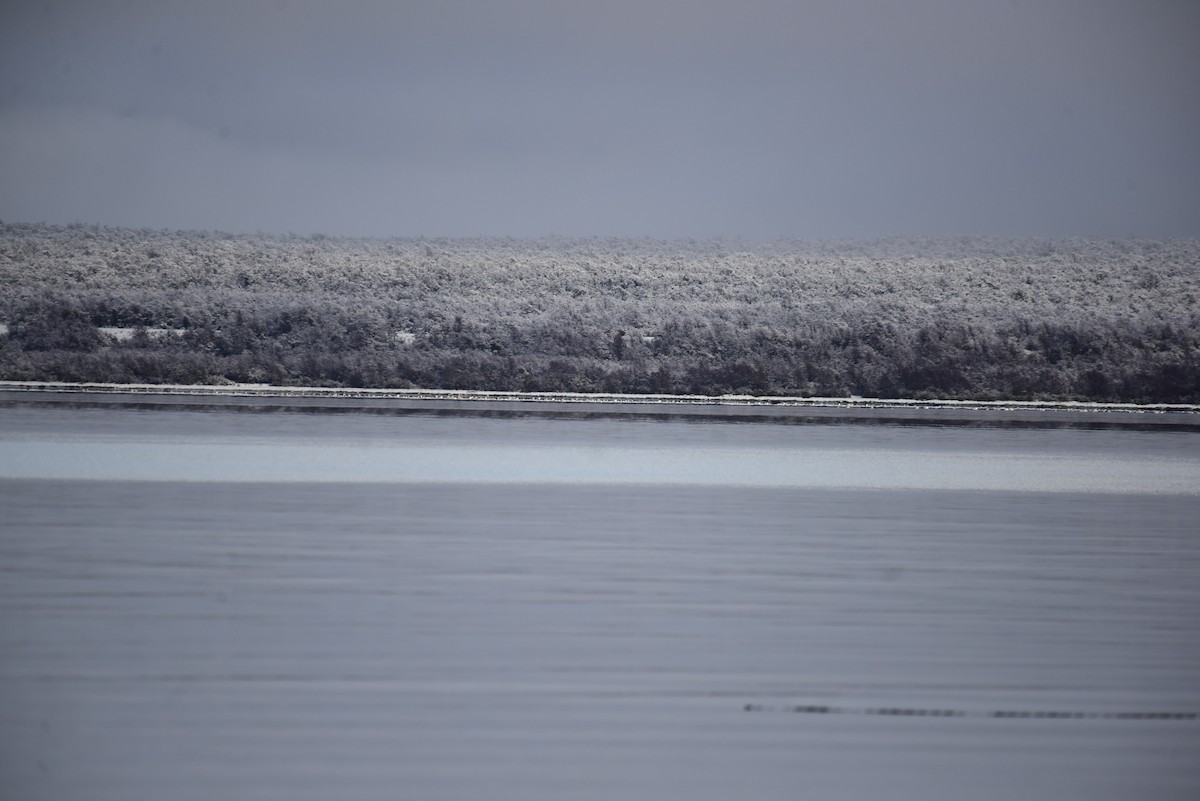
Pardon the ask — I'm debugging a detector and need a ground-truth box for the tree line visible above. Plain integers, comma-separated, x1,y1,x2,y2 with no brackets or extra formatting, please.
1,222,1197,402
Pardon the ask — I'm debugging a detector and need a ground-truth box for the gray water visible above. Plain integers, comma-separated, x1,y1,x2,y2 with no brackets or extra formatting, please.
1,404,1198,800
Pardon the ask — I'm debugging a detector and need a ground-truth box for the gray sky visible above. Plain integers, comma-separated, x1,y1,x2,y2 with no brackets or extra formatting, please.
2,0,1198,239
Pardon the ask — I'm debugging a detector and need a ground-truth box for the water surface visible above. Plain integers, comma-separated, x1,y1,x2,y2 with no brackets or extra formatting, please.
1,404,1198,800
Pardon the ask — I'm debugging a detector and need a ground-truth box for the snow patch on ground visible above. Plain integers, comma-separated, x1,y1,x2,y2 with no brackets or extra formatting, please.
97,327,186,341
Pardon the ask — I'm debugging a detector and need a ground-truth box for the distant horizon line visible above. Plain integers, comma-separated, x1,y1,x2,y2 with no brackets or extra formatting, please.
1,219,1193,245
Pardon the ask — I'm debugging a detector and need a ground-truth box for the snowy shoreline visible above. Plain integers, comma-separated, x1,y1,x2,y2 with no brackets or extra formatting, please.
2,380,1198,420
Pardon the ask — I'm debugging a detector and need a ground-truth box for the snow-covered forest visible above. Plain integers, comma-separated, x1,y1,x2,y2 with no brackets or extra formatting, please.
1,222,1197,402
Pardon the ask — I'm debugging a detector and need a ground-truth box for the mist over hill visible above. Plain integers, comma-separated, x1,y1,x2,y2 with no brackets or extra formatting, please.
1,222,1196,402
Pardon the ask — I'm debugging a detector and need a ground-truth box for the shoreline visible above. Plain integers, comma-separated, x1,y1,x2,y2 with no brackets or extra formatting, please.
3,380,1199,427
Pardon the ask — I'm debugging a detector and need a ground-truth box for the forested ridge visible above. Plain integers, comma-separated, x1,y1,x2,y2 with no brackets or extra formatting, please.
1,222,1197,402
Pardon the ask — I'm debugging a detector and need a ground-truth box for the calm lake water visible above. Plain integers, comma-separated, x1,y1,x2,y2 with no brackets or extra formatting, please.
1,402,1199,800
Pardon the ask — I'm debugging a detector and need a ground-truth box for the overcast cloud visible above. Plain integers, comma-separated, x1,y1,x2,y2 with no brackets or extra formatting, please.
1,0,1197,238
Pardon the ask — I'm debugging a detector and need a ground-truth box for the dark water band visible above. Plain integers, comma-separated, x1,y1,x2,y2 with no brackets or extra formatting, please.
743,704,1197,721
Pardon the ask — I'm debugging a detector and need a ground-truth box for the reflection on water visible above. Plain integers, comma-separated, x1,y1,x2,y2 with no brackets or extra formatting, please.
2,405,1198,493
1,405,1198,801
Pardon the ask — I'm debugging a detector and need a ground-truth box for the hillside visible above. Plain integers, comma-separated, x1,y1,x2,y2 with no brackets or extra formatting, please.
1,222,1197,402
